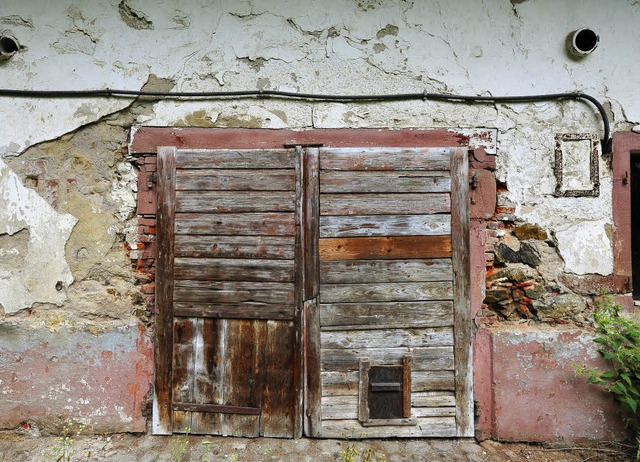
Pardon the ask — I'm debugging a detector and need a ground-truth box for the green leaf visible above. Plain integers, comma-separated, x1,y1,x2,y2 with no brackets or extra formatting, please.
621,373,633,387
625,396,638,413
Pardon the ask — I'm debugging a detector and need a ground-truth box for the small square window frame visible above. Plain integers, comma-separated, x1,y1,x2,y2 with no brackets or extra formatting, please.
554,133,600,197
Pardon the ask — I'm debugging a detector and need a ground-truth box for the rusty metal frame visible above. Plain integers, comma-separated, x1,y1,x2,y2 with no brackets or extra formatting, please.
554,133,600,197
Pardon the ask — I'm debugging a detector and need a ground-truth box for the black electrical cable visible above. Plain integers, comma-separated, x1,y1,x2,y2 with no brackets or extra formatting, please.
0,87,611,153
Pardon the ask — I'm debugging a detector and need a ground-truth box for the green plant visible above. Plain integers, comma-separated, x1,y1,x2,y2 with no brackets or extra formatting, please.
49,420,85,462
169,427,190,462
201,440,212,462
339,428,387,462
577,296,640,459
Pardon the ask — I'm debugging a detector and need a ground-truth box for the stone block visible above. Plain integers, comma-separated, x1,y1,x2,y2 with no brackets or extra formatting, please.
474,325,625,442
0,321,153,434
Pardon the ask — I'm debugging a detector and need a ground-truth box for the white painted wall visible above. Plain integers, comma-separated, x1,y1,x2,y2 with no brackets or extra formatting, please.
1,0,638,310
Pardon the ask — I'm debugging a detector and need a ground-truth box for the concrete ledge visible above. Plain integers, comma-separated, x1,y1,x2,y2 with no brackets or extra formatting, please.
0,321,153,433
475,325,626,442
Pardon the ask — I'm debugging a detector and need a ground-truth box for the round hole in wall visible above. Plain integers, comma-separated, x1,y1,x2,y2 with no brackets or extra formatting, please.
574,28,598,54
0,35,19,56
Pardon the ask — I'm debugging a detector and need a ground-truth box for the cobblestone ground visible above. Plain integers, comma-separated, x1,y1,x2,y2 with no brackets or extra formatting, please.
0,432,633,462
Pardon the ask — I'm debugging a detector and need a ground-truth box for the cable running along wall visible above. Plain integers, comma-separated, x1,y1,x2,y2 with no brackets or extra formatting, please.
0,88,611,153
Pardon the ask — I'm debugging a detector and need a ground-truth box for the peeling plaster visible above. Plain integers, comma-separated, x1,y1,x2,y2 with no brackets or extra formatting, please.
0,159,77,313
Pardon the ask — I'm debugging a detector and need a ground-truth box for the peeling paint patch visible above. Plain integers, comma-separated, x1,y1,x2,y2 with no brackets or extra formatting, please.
0,159,77,313
118,1,153,30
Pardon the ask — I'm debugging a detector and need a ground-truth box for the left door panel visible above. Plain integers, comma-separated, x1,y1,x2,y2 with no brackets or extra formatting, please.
154,147,300,437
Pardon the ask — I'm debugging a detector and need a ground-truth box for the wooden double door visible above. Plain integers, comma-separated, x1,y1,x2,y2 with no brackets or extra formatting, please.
152,142,472,438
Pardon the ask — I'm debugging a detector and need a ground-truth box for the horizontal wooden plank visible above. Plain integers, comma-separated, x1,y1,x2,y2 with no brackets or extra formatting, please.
319,282,453,303
175,235,295,259
320,171,451,193
319,236,452,260
321,395,358,420
176,149,295,169
319,215,450,238
412,391,456,407
319,301,453,330
173,402,261,415
320,327,453,349
319,147,451,171
130,128,469,153
320,259,452,284
174,281,294,305
174,257,295,282
320,193,450,216
412,407,456,418
173,302,293,320
175,213,295,236
176,191,295,213
319,417,456,438
412,371,456,391
176,169,295,191
320,346,453,372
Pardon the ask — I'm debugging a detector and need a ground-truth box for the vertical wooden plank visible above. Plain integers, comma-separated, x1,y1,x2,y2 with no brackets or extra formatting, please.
304,298,322,436
153,146,176,435
450,147,473,437
191,318,223,434
293,146,304,438
403,355,412,418
221,319,266,437
171,318,195,432
303,147,320,300
357,358,371,424
261,320,296,437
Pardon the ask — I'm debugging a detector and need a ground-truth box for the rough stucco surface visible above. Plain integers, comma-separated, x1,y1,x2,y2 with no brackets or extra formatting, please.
0,0,638,437
0,321,153,433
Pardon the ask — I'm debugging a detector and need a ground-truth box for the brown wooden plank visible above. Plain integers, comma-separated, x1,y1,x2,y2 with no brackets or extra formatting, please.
176,191,295,213
175,212,295,236
319,214,450,238
302,147,320,300
320,327,453,350
261,320,296,437
319,417,456,438
221,320,266,437
412,391,456,407
153,146,176,435
320,193,450,216
319,282,453,303
411,347,455,371
171,317,195,433
304,298,322,437
323,395,359,421
319,147,451,171
320,171,451,193
174,281,294,305
403,355,412,418
319,236,452,260
191,318,223,434
321,371,359,396
412,407,456,418
175,235,295,259
174,257,295,282
450,147,473,437
319,301,453,330
130,128,469,153
173,302,293,321
320,259,452,284
174,403,261,415
358,358,370,423
321,347,454,372
176,149,295,169
412,370,456,392
293,146,305,439
176,169,295,191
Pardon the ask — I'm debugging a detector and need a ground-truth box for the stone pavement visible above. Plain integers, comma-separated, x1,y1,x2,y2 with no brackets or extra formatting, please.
0,432,632,461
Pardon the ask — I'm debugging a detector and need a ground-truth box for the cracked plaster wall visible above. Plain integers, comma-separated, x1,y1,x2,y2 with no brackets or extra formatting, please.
1,1,639,311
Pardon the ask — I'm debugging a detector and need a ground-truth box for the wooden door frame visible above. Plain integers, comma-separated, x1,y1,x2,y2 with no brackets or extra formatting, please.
131,128,474,437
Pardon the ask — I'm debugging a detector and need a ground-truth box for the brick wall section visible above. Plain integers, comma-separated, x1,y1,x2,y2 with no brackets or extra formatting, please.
131,154,157,313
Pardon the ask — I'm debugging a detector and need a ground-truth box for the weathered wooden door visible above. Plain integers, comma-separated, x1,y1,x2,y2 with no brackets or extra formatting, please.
153,147,302,437
153,142,472,439
305,147,472,438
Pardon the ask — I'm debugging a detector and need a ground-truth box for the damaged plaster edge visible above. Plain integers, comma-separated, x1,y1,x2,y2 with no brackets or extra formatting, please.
0,158,78,313
451,128,497,154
